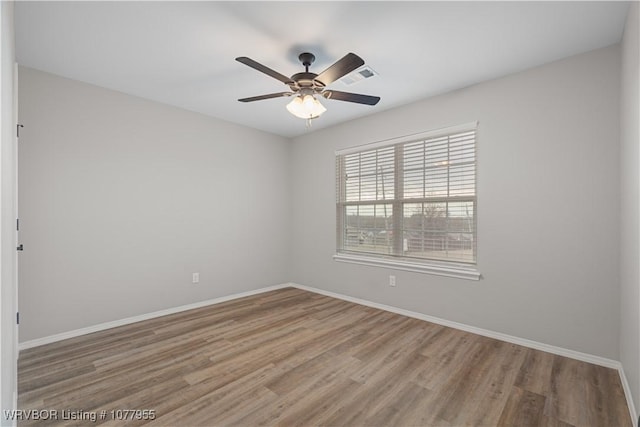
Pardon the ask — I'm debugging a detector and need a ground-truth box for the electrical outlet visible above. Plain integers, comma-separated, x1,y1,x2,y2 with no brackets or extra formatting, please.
389,275,396,287
192,273,199,284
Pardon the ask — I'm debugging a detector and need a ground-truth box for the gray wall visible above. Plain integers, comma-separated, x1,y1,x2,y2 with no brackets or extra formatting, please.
291,45,621,360
620,1,640,412
18,67,291,341
1,0,17,420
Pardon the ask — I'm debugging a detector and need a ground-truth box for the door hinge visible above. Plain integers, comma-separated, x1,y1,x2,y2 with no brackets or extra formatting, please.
16,312,19,325
16,218,19,231
16,124,23,138
16,244,23,251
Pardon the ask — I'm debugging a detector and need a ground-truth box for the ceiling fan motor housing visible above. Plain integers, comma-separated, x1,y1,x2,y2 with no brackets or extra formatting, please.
236,51,380,106
290,53,325,93
290,72,324,92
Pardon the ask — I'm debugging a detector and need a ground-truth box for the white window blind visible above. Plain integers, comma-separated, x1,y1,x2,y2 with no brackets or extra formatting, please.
336,123,477,266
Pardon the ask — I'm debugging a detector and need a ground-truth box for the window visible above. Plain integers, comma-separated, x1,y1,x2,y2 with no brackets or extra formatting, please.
335,122,479,280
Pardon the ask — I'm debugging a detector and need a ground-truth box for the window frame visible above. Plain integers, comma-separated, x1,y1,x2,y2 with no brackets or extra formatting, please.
334,122,481,281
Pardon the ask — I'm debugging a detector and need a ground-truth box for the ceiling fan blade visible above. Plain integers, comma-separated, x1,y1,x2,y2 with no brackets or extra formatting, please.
315,53,365,86
238,92,293,102
322,90,380,105
236,57,294,85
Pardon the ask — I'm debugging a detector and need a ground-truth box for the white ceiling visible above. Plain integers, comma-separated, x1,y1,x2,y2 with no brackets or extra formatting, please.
15,1,630,138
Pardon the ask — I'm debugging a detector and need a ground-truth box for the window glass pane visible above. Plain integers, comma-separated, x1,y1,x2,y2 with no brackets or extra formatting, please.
425,167,448,197
447,201,475,232
345,178,359,202
403,202,448,258
446,201,475,263
449,164,475,196
404,149,451,199
404,169,424,199
343,147,394,202
343,204,393,255
403,203,424,231
360,174,377,201
424,136,449,163
449,131,475,164
445,232,474,263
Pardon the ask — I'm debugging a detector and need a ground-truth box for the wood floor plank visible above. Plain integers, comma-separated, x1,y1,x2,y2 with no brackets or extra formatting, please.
19,336,216,406
274,378,363,427
544,356,602,426
497,386,547,426
515,348,556,396
461,341,528,426
413,328,480,391
364,381,433,426
432,337,507,424
140,363,281,427
17,288,632,427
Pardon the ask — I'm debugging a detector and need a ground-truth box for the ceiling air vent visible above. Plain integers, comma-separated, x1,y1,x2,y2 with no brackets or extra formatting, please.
340,65,378,86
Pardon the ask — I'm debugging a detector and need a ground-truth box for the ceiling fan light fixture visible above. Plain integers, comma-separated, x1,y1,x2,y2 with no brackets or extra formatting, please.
286,94,327,119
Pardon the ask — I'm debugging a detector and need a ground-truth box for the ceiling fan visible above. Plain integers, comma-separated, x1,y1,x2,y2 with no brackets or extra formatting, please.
236,52,380,122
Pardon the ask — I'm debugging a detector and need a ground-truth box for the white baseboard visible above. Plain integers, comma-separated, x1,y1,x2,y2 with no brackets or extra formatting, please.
18,284,290,351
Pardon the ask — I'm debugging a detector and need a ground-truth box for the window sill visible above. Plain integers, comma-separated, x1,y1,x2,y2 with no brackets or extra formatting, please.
333,253,481,281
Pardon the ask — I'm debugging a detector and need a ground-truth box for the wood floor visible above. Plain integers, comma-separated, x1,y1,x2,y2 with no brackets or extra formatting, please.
18,288,631,427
